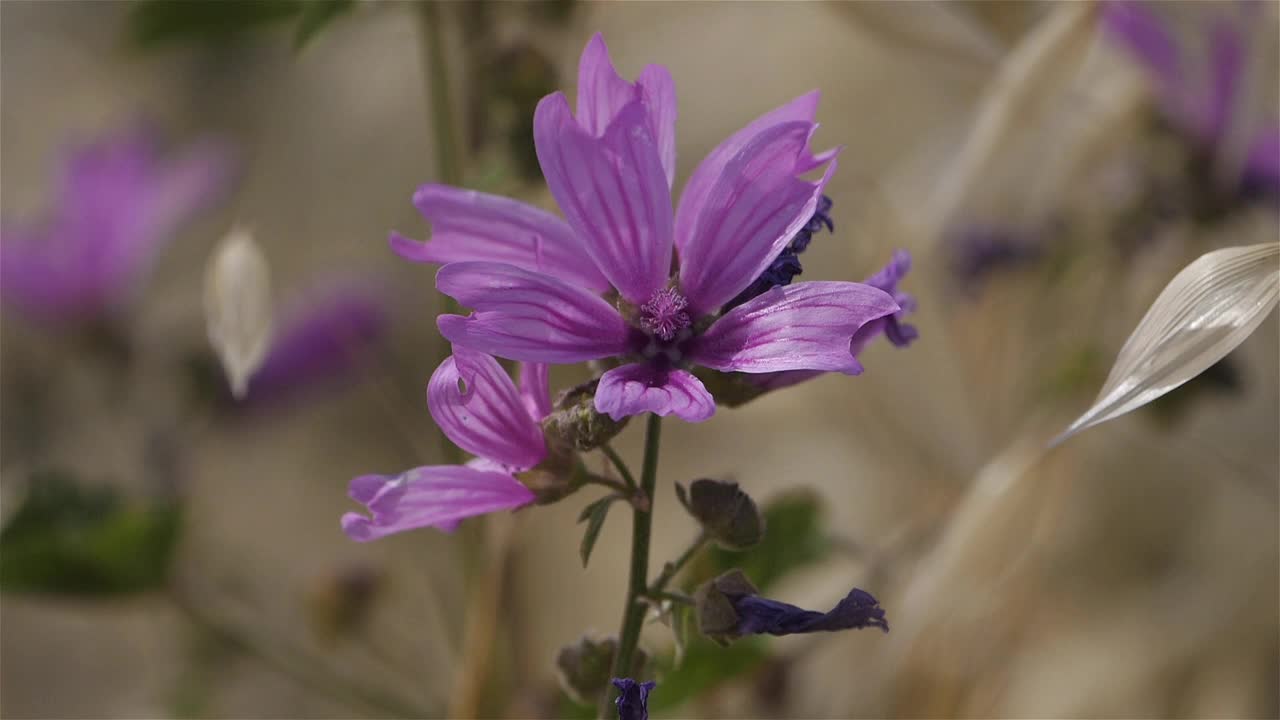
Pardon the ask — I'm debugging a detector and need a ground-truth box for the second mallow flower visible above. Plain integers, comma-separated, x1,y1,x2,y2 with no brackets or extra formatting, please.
392,34,900,424
341,347,549,541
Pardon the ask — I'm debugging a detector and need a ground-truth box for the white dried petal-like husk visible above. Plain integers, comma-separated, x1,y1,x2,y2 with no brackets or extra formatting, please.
204,228,273,399
1054,242,1280,444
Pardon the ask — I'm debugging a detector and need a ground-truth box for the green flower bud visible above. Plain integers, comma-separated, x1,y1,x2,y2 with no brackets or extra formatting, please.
685,478,765,550
554,635,648,704
694,570,759,646
541,379,629,452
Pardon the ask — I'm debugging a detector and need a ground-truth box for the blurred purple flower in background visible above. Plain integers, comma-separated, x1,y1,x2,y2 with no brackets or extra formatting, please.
242,278,389,404
612,678,655,720
392,34,899,424
732,586,889,637
946,224,1045,292
1,125,235,324
1104,0,1280,197
341,347,544,541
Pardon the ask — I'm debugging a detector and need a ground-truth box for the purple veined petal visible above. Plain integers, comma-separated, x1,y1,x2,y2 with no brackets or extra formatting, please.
390,185,610,293
518,362,552,421
594,363,715,423
534,93,674,304
342,465,535,542
576,33,638,137
574,33,678,187
246,279,388,402
436,261,632,363
677,122,840,315
1101,1,1184,107
637,64,678,188
427,347,547,470
849,249,920,356
675,91,822,258
689,281,898,375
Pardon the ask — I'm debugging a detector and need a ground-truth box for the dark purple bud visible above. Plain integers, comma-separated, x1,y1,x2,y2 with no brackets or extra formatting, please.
695,570,888,645
611,678,656,720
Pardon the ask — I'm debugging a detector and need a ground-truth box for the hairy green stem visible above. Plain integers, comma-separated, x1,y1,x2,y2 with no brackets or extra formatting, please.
600,443,639,490
601,414,662,717
649,531,708,595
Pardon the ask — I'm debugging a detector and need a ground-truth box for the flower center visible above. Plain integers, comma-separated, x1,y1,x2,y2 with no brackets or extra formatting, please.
724,195,833,311
639,287,690,342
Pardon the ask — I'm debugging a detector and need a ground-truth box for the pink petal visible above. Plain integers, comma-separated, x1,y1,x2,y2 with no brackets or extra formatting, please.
594,363,715,423
574,33,678,186
436,261,632,363
689,281,898,375
534,93,673,305
342,465,534,542
677,122,840,315
675,92,823,258
518,362,552,421
427,347,547,470
390,185,610,293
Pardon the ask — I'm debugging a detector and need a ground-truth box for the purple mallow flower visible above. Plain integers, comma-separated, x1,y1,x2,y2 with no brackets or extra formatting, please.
392,34,899,423
1103,0,1279,197
341,347,544,541
612,678,656,720
244,279,389,404
1,125,234,324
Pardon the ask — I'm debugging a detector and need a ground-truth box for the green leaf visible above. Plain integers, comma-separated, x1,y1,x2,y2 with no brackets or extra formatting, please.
674,481,690,513
293,0,354,51
0,470,182,595
648,637,770,712
127,0,304,50
577,494,620,568
706,489,828,592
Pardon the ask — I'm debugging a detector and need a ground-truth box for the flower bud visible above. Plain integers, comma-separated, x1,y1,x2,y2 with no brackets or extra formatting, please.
542,379,630,452
554,635,649,704
684,478,765,550
694,570,759,647
518,452,587,505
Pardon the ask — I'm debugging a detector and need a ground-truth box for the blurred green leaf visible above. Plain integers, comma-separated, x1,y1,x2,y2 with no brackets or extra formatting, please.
127,0,304,50
293,0,354,51
0,470,182,595
706,489,829,592
649,637,770,713
578,494,620,568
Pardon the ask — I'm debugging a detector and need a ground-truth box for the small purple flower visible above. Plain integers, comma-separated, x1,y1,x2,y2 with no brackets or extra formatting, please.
946,225,1044,290
341,347,545,541
696,570,888,644
392,34,899,423
1,125,234,324
612,678,656,720
732,588,889,636
1103,0,1279,197
244,279,389,404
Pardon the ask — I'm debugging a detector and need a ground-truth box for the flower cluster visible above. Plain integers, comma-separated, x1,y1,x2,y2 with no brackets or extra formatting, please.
391,34,911,424
348,32,911,707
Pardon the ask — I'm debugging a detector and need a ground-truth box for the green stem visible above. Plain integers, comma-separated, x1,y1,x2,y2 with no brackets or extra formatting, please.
418,1,462,187
643,589,695,606
600,443,638,490
601,414,662,718
649,531,708,595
